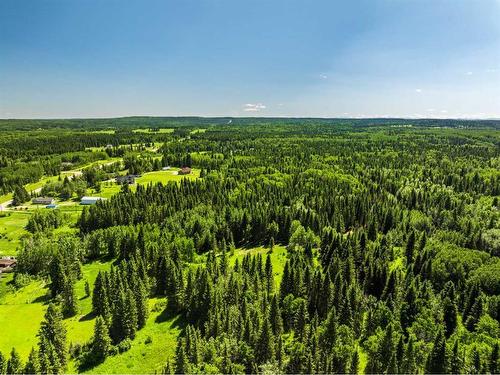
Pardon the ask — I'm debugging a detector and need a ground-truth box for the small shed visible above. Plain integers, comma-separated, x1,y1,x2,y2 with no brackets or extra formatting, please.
32,197,55,205
162,166,171,171
80,196,105,205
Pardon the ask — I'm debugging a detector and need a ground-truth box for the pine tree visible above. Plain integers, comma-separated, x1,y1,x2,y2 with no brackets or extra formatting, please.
350,349,359,375
24,348,40,375
49,257,66,298
12,185,29,206
489,342,499,375
0,351,6,374
92,316,112,362
6,348,22,375
449,339,462,374
38,303,67,369
62,275,78,317
92,272,111,322
471,346,482,374
174,341,190,374
135,280,149,329
405,231,415,265
426,329,448,374
269,295,283,337
466,296,483,332
443,297,458,338
255,319,275,364
403,335,417,374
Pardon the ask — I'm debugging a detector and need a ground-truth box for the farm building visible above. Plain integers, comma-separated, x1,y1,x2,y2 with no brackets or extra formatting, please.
115,175,136,185
32,197,55,205
179,166,192,175
80,196,105,205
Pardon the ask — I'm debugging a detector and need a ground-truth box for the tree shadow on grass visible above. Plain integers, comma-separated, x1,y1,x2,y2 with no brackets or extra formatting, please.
155,307,185,329
32,293,51,304
79,311,96,322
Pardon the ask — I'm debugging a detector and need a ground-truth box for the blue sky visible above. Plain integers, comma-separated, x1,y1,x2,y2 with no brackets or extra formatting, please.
1,0,499,118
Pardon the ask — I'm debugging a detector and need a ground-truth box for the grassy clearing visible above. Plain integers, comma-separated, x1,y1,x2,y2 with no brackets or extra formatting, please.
0,261,112,359
0,211,31,255
79,300,182,374
132,128,174,134
97,169,201,199
230,245,288,284
135,169,200,185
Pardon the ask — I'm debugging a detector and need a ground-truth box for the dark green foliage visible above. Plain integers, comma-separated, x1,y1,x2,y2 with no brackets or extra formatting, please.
4,118,500,373
12,185,30,206
91,316,112,362
6,348,23,375
38,303,67,372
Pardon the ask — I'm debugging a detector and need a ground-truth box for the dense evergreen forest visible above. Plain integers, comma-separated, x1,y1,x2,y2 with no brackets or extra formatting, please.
0,117,499,374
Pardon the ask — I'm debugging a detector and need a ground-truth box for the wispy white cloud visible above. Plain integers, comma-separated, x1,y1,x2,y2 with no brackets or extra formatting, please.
466,71,473,75
319,74,328,79
243,103,266,112
485,68,497,73
415,88,422,93
440,109,448,114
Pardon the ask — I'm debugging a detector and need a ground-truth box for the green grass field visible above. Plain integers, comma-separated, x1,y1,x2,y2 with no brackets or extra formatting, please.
135,169,200,185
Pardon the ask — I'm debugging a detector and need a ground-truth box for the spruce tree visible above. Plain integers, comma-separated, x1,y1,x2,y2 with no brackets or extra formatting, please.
92,316,112,362
443,297,458,338
350,349,359,375
49,257,66,298
24,348,40,375
426,329,448,374
269,295,283,336
38,303,67,369
62,275,78,317
489,342,499,375
6,348,22,375
405,231,415,265
174,341,190,374
255,319,275,364
449,339,462,374
0,351,6,374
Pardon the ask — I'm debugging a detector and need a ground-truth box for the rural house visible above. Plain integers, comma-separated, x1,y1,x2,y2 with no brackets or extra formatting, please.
32,197,55,205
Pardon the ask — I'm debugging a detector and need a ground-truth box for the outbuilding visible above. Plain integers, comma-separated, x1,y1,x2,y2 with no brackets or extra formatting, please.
32,197,55,205
80,196,105,205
